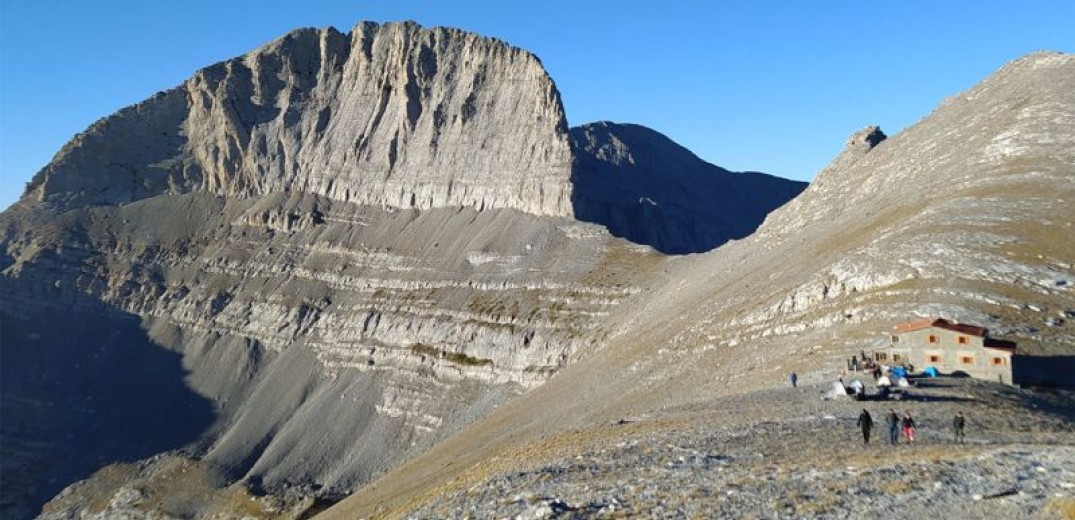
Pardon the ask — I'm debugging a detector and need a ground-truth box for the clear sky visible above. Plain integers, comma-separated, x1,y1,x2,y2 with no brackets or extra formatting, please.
1,1,1072,210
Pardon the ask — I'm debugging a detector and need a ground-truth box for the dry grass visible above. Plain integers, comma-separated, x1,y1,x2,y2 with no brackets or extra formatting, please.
883,480,912,495
68,463,140,516
793,492,842,516
36,455,312,520
207,486,269,518
1043,497,1075,520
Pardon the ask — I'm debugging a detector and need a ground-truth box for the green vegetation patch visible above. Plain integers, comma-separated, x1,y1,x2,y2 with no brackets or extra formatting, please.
410,343,493,367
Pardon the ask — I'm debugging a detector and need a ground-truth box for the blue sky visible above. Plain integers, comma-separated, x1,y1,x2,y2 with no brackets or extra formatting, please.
1,1,1072,210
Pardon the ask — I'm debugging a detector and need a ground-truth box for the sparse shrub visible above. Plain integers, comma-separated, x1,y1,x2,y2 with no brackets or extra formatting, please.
410,343,492,367
883,480,911,495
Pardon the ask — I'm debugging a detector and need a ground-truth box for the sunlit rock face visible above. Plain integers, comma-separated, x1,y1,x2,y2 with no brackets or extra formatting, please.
26,21,575,217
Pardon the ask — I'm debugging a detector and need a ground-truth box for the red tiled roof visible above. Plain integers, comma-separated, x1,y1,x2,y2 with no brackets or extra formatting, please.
892,318,987,337
984,338,1017,351
892,318,937,333
892,317,1016,352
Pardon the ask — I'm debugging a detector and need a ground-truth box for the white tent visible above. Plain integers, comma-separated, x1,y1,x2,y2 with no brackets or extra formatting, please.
823,381,849,400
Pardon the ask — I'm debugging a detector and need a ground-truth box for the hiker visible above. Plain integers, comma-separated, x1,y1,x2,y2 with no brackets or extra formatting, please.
887,409,900,445
857,409,873,445
789,372,798,388
902,412,917,443
953,412,966,444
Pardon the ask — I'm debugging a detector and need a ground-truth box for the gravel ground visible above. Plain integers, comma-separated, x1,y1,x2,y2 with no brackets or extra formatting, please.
405,378,1075,519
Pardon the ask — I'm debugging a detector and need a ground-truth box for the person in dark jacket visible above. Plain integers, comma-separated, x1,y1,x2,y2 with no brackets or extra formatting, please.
887,409,900,445
856,409,873,445
953,412,966,444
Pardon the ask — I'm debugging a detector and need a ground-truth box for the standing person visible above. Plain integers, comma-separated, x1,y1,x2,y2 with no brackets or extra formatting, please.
789,372,798,388
953,412,966,444
887,409,900,445
902,412,917,443
857,409,874,445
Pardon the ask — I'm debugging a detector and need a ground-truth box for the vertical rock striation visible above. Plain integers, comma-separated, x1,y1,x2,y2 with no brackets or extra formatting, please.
25,22,574,217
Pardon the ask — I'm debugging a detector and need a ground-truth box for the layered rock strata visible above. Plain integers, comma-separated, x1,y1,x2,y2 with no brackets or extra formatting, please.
0,21,625,519
3,20,806,520
0,192,657,519
315,53,1075,520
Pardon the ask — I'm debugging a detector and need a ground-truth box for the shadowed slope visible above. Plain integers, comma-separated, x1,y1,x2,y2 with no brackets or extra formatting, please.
0,305,216,520
571,122,806,254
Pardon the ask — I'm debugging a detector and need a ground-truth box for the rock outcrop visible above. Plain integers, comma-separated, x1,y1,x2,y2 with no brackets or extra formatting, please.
571,122,806,253
24,22,574,217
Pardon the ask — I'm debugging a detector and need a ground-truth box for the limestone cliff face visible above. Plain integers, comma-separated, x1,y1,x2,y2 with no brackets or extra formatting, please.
0,21,806,520
26,22,574,217
0,22,604,519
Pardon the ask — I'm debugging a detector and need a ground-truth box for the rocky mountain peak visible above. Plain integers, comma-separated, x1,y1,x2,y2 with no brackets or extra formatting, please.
25,21,575,217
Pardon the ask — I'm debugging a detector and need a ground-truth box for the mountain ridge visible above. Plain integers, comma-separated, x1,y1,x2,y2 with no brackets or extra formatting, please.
571,121,806,253
315,50,1075,519
1,21,807,519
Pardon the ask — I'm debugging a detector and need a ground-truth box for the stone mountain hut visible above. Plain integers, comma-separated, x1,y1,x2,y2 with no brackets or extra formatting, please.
878,317,1016,384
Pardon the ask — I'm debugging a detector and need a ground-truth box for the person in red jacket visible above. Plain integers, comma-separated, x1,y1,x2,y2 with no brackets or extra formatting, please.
902,412,917,443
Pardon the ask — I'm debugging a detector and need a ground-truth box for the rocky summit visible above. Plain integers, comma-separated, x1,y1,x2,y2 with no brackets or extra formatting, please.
0,21,805,520
26,21,574,217
1,19,1072,520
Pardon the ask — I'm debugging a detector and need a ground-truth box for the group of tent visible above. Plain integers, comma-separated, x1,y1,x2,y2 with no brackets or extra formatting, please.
822,365,941,400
